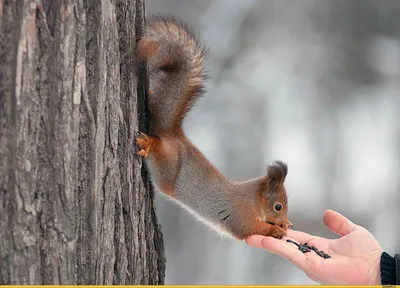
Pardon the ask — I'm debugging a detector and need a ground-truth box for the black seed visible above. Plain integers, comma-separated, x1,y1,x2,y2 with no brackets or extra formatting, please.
287,240,331,259
286,239,300,248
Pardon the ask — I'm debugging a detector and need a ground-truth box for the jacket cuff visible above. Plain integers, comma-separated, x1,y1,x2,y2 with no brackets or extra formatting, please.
380,252,397,285
396,253,400,285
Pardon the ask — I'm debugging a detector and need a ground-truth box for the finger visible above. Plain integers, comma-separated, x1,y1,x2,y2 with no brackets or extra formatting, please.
247,230,315,246
259,236,309,271
286,230,314,244
245,235,267,248
246,235,301,247
323,209,357,237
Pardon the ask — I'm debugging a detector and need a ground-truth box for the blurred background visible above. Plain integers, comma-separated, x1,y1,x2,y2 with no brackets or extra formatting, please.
145,0,400,285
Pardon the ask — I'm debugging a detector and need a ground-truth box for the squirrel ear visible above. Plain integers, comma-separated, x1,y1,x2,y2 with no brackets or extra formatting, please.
266,161,288,188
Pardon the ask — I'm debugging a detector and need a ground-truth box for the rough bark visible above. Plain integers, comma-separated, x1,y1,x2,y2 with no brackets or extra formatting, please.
0,0,165,284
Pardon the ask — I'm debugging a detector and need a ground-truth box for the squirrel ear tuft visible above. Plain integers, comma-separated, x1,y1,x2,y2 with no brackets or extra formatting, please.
266,161,288,188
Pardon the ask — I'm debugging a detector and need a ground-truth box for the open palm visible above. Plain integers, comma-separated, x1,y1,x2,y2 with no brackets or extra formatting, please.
246,210,383,285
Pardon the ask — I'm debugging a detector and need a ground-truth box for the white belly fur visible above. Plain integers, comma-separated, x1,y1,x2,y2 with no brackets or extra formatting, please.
152,182,236,240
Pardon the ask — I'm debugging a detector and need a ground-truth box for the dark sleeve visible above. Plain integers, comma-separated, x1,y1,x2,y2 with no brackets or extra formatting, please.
380,252,399,285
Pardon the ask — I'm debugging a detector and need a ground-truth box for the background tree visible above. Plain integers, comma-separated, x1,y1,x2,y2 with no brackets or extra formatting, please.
0,0,165,284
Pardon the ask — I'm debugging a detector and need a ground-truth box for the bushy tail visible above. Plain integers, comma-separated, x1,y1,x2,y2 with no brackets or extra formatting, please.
136,14,208,136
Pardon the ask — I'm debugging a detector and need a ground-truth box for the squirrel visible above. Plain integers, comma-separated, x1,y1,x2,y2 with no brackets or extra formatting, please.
135,15,292,240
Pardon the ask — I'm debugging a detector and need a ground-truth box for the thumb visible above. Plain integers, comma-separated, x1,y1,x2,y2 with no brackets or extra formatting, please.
323,209,357,237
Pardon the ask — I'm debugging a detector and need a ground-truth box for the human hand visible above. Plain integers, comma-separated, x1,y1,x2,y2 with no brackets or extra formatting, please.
246,210,383,285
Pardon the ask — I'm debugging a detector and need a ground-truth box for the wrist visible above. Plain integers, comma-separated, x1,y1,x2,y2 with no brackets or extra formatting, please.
380,251,399,285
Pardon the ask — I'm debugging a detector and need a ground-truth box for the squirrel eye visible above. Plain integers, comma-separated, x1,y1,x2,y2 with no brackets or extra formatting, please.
274,203,282,212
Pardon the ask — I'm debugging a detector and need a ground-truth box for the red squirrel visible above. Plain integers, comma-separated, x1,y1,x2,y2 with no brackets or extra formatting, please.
135,15,292,240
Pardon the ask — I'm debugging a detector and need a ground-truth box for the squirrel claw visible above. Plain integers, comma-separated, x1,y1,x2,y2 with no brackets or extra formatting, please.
135,132,153,158
137,149,149,157
286,220,294,230
270,225,287,239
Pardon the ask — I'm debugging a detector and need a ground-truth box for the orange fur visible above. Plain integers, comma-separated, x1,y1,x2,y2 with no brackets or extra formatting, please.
135,132,154,157
249,219,287,239
136,39,158,61
136,133,178,198
229,209,287,240
135,15,207,137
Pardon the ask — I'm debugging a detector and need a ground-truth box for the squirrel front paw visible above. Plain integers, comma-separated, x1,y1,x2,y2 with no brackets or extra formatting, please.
252,220,288,239
269,225,287,239
135,132,154,158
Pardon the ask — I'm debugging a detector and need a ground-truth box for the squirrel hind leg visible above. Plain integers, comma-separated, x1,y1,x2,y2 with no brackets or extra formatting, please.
135,132,155,158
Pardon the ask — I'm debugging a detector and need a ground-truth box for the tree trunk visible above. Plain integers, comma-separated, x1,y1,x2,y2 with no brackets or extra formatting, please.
0,0,165,284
